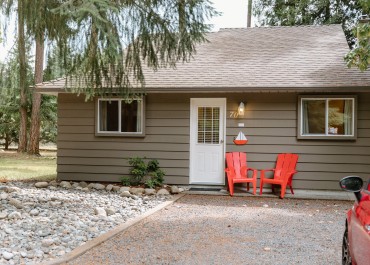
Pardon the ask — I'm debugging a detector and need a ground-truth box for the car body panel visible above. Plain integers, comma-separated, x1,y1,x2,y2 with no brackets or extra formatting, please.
347,183,370,265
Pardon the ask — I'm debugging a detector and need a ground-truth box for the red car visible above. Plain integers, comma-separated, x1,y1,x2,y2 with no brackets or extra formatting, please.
340,176,370,265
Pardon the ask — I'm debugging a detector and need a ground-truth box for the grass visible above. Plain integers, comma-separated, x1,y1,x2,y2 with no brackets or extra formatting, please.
0,150,57,182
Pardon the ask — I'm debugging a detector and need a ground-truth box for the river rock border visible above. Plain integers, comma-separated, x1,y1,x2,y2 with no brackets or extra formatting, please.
0,181,183,265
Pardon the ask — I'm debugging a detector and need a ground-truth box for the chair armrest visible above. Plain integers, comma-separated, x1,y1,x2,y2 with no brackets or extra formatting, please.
240,166,257,179
225,167,235,179
260,168,275,179
247,167,258,179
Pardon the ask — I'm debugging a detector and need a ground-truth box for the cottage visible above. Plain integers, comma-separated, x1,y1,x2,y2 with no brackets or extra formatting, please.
36,24,370,191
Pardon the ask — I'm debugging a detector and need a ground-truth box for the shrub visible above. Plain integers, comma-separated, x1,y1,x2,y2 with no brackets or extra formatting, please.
120,176,131,186
121,157,165,187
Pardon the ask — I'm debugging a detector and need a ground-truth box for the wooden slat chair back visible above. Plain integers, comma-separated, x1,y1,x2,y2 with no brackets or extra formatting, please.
259,153,299,199
225,152,257,196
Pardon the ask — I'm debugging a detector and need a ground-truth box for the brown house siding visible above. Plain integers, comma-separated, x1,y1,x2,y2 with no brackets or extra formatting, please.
57,92,370,190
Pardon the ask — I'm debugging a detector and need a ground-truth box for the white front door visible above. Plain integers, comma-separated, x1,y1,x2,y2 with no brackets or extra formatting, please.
190,98,226,184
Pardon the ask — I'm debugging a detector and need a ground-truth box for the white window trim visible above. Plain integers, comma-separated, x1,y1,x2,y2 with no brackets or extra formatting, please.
297,95,357,140
95,97,145,137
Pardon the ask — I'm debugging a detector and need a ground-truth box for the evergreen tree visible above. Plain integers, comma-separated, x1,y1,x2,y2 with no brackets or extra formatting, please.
1,0,217,152
345,0,370,71
25,0,71,155
54,0,217,99
253,0,363,47
0,43,33,150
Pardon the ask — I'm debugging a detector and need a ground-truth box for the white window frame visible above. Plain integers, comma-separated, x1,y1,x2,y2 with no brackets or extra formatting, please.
297,95,357,140
95,97,145,137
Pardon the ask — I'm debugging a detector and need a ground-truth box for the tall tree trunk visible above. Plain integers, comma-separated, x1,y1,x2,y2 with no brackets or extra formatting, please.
28,33,44,155
17,0,28,153
5,134,9,150
247,0,252,28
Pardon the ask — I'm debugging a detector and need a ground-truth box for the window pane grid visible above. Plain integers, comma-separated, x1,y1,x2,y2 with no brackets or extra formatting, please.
197,107,220,144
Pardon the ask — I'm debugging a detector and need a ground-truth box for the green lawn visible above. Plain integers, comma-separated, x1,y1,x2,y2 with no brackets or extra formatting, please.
0,151,57,182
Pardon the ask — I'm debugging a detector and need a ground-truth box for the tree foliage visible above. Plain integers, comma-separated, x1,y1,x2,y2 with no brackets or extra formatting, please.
53,0,217,99
253,0,363,47
0,44,58,149
0,0,217,151
0,45,33,150
345,0,370,71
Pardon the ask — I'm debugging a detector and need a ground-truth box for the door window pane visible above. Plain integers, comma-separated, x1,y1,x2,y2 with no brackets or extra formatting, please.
197,107,220,144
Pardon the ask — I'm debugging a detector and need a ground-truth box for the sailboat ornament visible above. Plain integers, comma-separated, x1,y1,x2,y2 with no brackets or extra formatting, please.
233,131,248,145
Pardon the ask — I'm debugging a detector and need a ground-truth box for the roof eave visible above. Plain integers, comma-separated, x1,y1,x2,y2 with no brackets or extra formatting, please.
33,85,370,95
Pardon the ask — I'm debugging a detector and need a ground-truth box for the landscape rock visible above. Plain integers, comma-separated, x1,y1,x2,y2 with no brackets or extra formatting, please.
144,188,156,195
29,209,40,216
2,251,14,260
79,181,88,188
105,207,116,216
106,184,113,191
93,183,106,190
8,198,23,209
0,181,170,264
0,211,8,219
119,187,131,193
6,186,20,193
94,207,107,217
49,180,58,187
35,182,49,188
120,191,132,198
130,187,144,195
170,186,180,194
112,186,120,192
157,188,170,195
59,181,72,189
8,211,22,219
0,192,8,200
41,239,54,247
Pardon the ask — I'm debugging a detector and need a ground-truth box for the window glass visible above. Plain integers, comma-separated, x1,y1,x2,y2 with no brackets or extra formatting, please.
121,100,142,132
197,107,220,144
300,97,354,138
98,98,143,134
328,100,353,135
302,100,325,134
99,100,119,132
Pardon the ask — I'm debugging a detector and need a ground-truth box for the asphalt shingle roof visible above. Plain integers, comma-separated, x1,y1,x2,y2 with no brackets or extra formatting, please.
36,24,370,93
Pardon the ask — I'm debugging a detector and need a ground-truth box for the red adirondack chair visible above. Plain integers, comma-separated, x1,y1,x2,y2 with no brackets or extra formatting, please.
225,152,257,196
259,153,299,199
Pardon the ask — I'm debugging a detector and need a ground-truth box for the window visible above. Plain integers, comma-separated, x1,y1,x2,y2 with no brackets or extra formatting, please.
298,96,356,140
197,107,220,144
97,98,144,136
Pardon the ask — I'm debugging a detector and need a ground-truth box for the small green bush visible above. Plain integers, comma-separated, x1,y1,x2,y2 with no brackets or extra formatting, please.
120,176,131,186
122,157,165,187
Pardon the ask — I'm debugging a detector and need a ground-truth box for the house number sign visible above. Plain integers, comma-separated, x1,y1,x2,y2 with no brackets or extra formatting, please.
229,111,239,118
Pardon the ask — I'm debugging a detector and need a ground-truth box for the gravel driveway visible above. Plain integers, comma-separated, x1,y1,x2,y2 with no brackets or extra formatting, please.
67,195,352,265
